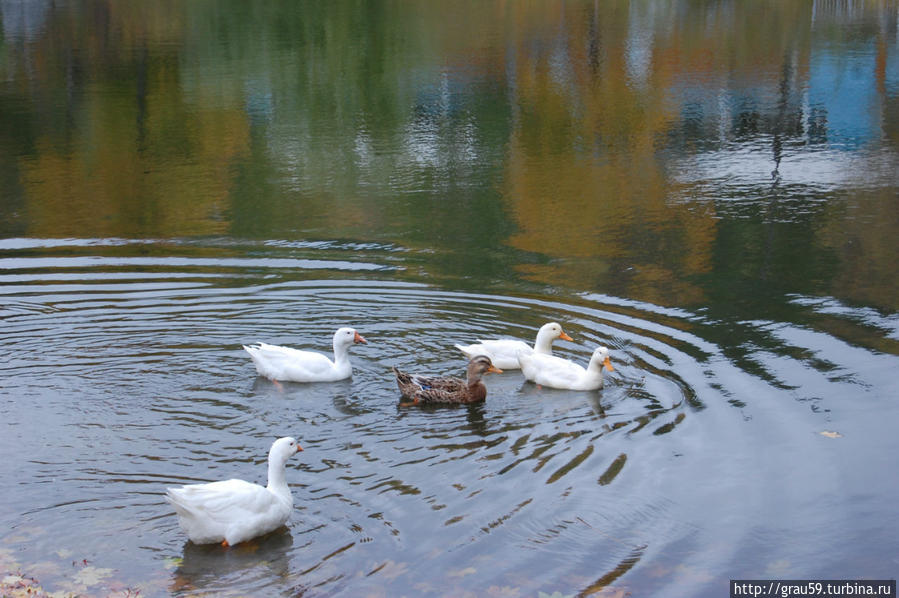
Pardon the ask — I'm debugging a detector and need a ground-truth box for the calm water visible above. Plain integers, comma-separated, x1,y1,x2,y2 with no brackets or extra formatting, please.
1,1,898,596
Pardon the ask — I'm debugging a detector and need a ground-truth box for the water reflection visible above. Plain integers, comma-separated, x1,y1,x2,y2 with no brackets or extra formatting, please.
171,528,294,594
1,1,897,311
1,1,899,596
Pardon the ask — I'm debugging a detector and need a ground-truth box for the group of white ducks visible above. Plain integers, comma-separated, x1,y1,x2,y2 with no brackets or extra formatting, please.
167,322,614,547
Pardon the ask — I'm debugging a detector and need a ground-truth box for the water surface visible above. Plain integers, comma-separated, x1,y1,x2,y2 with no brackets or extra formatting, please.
1,2,898,597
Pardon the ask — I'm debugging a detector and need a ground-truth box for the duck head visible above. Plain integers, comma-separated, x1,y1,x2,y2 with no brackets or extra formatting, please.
534,322,573,350
587,347,614,372
466,355,503,383
334,327,367,349
270,436,303,463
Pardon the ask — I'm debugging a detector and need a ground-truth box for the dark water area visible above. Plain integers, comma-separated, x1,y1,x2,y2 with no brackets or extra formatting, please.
1,1,898,596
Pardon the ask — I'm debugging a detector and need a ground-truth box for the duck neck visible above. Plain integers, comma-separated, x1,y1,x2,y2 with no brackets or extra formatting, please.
586,359,605,379
266,457,291,498
466,376,487,402
466,372,484,388
533,331,554,354
332,340,350,366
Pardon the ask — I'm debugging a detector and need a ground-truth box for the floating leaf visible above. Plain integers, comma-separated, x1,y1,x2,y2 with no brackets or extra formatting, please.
163,557,183,570
73,566,114,587
449,567,477,578
1,573,51,598
28,560,63,581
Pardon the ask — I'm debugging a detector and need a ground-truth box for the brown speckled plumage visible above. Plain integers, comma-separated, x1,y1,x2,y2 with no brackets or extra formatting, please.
393,355,502,405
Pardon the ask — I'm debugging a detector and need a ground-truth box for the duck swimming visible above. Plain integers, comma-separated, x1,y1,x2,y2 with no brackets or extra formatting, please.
519,346,614,391
393,355,502,405
244,327,367,382
454,322,573,370
165,437,303,546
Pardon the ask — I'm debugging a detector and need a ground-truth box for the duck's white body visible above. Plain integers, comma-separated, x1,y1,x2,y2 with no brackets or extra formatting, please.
454,322,572,370
519,346,614,391
166,437,303,546
244,327,366,382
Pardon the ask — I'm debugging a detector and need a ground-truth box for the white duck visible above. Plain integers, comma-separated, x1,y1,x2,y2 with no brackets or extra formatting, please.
454,322,573,370
519,346,614,391
165,436,303,546
244,327,367,382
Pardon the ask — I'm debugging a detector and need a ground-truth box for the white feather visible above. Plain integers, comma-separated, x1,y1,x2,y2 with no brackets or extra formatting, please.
519,346,613,391
454,322,570,370
165,437,302,546
244,327,366,382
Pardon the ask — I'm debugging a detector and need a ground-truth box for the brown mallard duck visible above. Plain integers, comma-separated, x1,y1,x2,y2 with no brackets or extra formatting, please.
392,355,502,405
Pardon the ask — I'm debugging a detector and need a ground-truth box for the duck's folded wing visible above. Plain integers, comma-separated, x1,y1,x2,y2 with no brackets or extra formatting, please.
458,339,527,356
412,375,465,393
540,366,583,387
477,339,527,350
245,343,335,379
526,353,583,385
393,367,417,388
454,342,481,357
167,479,276,523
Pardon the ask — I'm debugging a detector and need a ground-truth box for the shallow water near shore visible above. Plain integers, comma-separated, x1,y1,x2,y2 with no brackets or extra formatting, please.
2,1,898,596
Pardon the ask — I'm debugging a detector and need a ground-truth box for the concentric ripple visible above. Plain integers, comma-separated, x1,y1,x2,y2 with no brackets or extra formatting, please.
0,238,895,597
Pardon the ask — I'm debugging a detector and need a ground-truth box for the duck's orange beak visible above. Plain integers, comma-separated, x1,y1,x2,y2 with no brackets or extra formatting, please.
603,356,614,371
296,444,304,452
488,365,503,374
354,332,367,344
559,331,573,342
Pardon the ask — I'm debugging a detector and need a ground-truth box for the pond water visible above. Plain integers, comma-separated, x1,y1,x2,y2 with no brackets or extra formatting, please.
1,1,898,597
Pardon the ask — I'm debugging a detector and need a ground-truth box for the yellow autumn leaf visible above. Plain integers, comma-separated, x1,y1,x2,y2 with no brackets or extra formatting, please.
163,556,183,570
